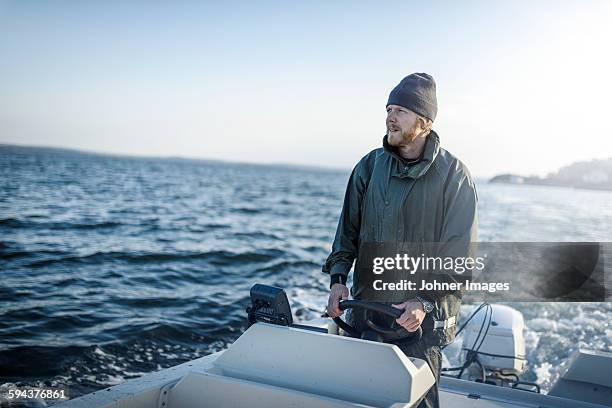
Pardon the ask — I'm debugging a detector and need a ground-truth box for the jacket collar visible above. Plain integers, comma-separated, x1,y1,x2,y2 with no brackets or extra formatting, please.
383,130,440,179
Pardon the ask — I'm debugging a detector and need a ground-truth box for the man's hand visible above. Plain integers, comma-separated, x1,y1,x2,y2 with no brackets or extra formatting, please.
327,284,349,318
392,299,426,332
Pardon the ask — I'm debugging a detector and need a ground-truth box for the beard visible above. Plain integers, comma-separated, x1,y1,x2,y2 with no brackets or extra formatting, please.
387,123,419,146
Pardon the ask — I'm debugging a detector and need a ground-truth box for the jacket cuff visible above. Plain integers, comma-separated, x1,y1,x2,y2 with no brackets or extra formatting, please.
330,273,347,288
329,262,351,276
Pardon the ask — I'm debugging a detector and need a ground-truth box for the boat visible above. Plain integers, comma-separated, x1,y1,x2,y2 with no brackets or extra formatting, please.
57,284,612,408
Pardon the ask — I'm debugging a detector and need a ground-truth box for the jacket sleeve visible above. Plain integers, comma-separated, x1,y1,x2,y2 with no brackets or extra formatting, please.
322,153,374,282
418,160,478,302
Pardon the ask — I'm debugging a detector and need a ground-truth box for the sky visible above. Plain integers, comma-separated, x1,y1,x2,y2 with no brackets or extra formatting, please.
1,0,611,178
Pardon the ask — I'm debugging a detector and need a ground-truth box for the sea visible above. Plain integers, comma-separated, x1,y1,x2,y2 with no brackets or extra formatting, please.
1,145,611,405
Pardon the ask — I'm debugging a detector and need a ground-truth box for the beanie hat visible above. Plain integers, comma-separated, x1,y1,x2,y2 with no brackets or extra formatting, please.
387,73,437,121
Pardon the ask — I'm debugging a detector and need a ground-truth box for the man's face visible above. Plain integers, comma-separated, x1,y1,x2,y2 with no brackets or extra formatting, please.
386,104,420,146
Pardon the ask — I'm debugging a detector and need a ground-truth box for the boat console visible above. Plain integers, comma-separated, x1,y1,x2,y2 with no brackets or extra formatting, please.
164,323,435,407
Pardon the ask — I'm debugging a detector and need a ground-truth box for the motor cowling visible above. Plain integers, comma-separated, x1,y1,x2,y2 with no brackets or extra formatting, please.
462,304,526,374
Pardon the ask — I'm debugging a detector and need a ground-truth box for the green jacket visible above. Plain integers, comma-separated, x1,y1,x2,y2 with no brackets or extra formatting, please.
323,131,478,346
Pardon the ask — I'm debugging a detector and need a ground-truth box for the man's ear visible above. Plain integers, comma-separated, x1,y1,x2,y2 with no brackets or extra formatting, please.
418,117,433,136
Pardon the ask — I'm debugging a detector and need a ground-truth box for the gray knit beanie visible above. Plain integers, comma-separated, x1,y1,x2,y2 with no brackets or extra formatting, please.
387,73,437,121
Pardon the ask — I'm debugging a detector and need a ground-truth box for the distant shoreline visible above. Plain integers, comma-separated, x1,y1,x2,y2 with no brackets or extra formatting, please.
489,157,612,192
489,176,612,192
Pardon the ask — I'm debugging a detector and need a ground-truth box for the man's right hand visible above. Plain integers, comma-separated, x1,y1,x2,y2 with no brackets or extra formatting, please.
327,283,349,318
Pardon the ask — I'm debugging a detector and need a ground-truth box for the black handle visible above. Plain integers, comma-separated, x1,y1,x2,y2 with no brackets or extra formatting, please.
338,300,403,319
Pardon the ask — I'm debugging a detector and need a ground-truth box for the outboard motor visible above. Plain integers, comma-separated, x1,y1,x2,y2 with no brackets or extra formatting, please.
452,304,539,391
463,304,526,374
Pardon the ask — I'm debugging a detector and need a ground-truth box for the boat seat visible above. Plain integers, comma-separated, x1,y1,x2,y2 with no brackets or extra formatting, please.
167,371,376,407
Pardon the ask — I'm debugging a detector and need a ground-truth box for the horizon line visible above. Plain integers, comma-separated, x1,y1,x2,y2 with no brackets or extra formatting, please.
0,141,353,174
3,141,595,180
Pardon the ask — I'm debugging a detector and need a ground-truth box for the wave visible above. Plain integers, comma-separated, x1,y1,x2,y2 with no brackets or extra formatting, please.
252,259,321,277
25,248,287,268
1,249,71,261
0,344,88,378
0,218,123,231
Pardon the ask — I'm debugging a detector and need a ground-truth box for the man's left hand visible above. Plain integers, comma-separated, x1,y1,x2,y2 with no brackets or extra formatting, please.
392,299,426,332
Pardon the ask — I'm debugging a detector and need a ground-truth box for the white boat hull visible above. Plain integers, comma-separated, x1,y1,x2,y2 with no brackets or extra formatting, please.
56,319,612,408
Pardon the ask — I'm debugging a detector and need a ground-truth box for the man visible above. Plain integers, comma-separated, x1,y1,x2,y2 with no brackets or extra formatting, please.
323,73,478,408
